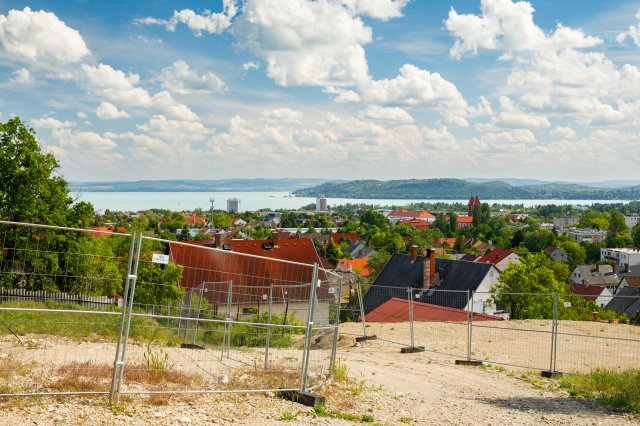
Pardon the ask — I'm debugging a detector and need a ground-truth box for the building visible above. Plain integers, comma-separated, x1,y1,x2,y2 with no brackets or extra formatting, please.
226,198,241,213
363,246,502,316
570,284,613,308
455,215,474,229
600,248,640,268
365,298,503,323
562,228,607,243
387,209,435,224
476,248,521,272
468,194,480,217
553,216,579,230
316,197,328,212
624,215,640,230
544,246,568,263
569,264,619,290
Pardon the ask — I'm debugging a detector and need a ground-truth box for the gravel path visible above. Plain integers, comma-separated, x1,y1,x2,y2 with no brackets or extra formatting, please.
1,334,637,425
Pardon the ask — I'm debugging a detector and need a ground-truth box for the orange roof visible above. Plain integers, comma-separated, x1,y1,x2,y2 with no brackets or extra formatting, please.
389,209,435,219
338,258,372,277
456,216,473,223
183,213,206,226
89,226,128,238
434,238,457,248
330,232,360,244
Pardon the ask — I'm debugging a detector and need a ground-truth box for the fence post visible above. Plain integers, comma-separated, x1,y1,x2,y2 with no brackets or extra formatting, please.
264,284,273,370
357,280,367,339
299,263,319,392
467,290,473,362
192,282,204,345
221,280,233,360
110,232,137,405
408,287,415,348
114,232,143,404
329,277,343,378
542,293,562,377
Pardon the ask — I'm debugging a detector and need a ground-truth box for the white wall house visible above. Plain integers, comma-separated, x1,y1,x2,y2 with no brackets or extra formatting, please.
601,248,640,268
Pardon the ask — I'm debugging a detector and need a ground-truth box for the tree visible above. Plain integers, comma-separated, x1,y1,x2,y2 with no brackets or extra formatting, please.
557,239,586,270
449,212,458,233
360,210,389,228
633,225,640,250
522,229,555,252
366,250,391,280
0,117,93,226
433,213,451,236
213,212,232,229
472,203,491,227
608,210,628,236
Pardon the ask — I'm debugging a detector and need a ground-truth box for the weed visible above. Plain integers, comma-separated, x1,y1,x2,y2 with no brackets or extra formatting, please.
314,404,374,423
560,369,640,414
332,359,349,383
278,411,300,421
399,416,412,424
143,346,171,379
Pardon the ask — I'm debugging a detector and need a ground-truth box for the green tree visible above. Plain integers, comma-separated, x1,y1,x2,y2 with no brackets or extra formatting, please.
522,229,555,252
213,212,232,229
360,210,389,228
472,203,491,227
449,212,458,233
0,117,93,226
633,225,640,249
366,250,391,280
433,213,451,236
557,239,586,270
608,210,628,236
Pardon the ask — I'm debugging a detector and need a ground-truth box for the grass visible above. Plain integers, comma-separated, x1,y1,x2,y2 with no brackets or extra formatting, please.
278,410,300,421
560,369,640,414
314,404,374,423
0,301,176,344
399,416,413,424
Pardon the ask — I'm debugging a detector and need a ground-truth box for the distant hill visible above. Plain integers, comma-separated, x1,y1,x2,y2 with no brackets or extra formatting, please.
466,178,640,188
293,179,640,200
69,178,338,192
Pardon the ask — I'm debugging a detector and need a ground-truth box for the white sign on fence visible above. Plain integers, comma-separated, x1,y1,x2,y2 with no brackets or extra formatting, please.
152,253,170,264
564,301,572,308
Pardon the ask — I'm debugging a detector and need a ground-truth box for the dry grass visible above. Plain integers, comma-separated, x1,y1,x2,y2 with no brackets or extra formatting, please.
225,366,300,391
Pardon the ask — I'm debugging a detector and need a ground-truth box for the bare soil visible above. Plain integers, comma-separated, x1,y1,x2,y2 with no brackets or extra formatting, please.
0,320,638,425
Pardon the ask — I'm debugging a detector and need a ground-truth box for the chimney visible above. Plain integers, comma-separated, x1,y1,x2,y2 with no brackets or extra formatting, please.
214,231,225,248
272,231,279,247
410,245,418,262
624,263,630,273
595,264,601,273
423,248,435,289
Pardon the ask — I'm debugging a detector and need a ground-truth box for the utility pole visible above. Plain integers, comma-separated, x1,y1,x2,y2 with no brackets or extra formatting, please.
209,197,215,227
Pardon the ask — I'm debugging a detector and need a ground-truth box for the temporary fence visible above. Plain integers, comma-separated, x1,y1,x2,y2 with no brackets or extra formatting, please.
0,220,342,403
347,284,640,375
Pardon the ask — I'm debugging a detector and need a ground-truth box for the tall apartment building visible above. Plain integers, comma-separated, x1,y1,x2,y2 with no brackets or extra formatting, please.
227,197,241,213
316,197,328,212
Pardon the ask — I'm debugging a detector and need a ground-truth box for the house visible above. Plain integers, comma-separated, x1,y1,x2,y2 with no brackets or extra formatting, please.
330,232,360,245
600,248,640,269
616,275,640,293
570,284,613,308
476,248,521,272
168,234,334,323
455,253,480,262
434,238,457,249
336,258,372,278
553,216,579,230
387,209,435,225
569,264,619,291
471,240,495,256
365,298,503,323
604,286,639,320
231,218,247,227
562,228,607,243
345,241,375,259
545,246,568,263
624,215,640,230
400,219,431,230
363,246,502,316
455,216,474,229
183,213,206,226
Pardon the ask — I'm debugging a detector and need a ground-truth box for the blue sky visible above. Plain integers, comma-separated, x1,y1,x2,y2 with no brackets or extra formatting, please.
1,0,639,182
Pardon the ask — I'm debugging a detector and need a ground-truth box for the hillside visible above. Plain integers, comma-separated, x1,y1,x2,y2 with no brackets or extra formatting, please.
69,178,337,192
293,179,640,200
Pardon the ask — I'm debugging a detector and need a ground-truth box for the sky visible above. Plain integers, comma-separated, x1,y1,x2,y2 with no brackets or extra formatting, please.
1,0,639,183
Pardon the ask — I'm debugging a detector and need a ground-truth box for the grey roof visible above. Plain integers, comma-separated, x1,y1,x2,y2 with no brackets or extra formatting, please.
363,255,496,313
604,286,639,319
574,265,619,286
459,253,479,262
618,265,640,278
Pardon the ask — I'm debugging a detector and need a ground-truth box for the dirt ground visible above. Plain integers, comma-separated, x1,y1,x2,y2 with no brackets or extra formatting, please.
0,321,638,425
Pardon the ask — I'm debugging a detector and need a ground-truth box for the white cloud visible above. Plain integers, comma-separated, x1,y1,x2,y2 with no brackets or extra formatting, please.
95,101,131,119
31,117,75,129
261,108,304,123
362,105,414,123
340,0,409,21
52,128,117,150
82,63,153,107
8,68,33,84
152,91,199,121
0,7,90,68
242,61,260,71
234,0,373,87
550,126,576,139
616,9,640,47
160,60,227,94
136,0,238,35
445,0,601,59
76,111,88,119
136,115,210,142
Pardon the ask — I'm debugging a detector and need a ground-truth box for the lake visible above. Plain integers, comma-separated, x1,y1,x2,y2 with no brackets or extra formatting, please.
73,191,636,212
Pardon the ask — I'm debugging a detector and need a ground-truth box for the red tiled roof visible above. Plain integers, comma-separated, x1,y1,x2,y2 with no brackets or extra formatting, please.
434,238,457,248
168,239,331,304
338,258,372,277
389,209,435,219
365,298,502,323
477,249,515,265
456,216,473,223
330,232,360,244
544,245,557,254
89,226,128,237
623,276,640,288
400,219,430,230
571,284,606,301
183,213,206,226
